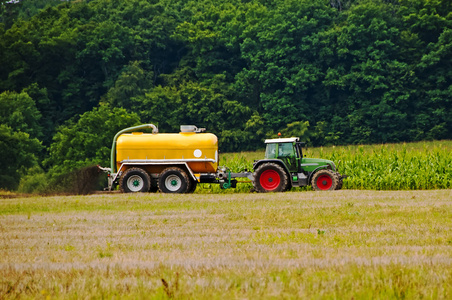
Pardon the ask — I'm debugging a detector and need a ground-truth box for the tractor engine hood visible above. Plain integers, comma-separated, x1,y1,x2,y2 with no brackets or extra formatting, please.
300,157,336,172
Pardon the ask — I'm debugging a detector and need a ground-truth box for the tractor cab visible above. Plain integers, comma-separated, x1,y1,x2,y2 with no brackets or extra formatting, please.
264,137,303,172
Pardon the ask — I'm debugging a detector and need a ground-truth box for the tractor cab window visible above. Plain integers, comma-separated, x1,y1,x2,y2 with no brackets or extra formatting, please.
265,143,277,159
278,142,297,172
278,143,295,158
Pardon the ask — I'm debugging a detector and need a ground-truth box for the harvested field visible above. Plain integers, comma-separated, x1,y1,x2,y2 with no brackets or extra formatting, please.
1,190,451,299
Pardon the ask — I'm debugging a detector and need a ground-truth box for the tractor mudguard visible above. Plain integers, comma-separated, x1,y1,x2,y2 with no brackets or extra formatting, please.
307,165,331,184
253,159,291,175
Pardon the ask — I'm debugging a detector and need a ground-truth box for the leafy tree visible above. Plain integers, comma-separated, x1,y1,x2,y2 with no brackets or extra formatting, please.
45,105,141,177
21,83,53,144
0,124,42,190
279,121,310,140
0,90,44,190
103,61,154,109
400,0,452,140
1,0,451,165
0,0,21,29
0,90,43,138
320,0,414,143
1,0,65,25
236,0,337,128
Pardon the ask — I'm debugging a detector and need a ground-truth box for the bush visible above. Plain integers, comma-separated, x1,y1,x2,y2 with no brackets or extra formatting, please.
18,172,50,194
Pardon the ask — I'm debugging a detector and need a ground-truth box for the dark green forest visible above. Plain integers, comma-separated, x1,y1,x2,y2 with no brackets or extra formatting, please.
0,0,451,191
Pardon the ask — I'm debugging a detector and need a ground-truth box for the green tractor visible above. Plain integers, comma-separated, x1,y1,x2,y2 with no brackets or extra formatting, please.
253,137,346,192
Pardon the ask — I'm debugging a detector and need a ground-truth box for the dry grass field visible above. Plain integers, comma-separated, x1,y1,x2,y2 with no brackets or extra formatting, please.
1,190,451,299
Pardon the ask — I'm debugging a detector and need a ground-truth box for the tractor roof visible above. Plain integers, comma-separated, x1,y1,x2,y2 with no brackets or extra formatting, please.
265,137,299,144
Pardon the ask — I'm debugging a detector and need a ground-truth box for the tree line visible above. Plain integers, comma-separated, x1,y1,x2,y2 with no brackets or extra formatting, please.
0,0,451,191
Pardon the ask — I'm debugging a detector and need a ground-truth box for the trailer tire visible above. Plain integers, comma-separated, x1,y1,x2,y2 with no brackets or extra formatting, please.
254,163,289,193
120,168,151,193
158,167,190,193
187,179,197,193
311,169,338,191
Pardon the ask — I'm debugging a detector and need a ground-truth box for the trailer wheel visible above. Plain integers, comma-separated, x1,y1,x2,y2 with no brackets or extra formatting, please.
187,179,197,193
158,167,190,193
311,169,338,191
253,163,288,193
120,168,151,193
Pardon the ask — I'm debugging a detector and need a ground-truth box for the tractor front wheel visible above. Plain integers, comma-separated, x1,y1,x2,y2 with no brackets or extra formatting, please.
311,169,338,191
253,163,289,193
120,168,151,193
158,167,190,193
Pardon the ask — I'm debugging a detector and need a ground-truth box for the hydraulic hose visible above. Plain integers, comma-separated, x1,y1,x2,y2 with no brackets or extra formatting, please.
110,124,158,173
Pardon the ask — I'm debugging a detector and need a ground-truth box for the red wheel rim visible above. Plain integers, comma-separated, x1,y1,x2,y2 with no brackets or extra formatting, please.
260,169,281,190
316,174,333,190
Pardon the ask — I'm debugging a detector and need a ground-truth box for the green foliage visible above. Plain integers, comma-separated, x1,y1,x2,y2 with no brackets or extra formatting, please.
0,0,20,29
1,0,64,24
0,90,42,138
17,166,48,194
46,105,141,178
103,61,154,109
0,124,42,190
0,90,43,190
279,121,310,139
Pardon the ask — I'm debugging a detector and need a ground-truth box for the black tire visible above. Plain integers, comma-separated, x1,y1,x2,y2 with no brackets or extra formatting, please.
120,168,151,193
335,175,343,190
187,179,198,193
311,169,338,191
158,167,190,193
253,163,289,193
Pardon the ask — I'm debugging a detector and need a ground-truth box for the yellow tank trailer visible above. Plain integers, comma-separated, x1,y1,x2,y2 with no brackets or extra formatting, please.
99,124,252,193
116,131,218,173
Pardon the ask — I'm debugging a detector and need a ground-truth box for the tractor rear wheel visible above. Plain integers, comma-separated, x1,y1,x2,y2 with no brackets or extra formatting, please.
335,175,343,190
253,163,289,193
158,167,190,193
311,169,338,191
120,168,151,193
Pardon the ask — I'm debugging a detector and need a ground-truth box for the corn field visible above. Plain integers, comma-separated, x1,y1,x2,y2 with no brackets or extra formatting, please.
211,140,452,193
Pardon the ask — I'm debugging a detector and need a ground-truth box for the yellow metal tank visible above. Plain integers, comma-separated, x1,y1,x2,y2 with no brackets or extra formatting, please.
116,131,218,173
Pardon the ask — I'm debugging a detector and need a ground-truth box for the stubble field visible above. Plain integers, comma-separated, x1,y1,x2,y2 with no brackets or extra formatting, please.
1,190,451,299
